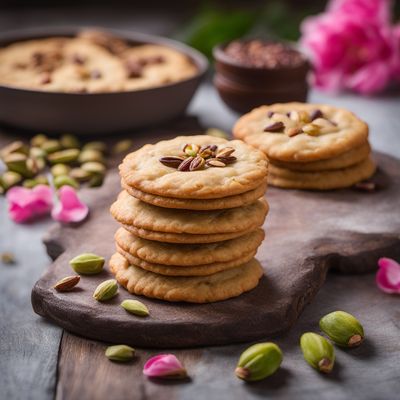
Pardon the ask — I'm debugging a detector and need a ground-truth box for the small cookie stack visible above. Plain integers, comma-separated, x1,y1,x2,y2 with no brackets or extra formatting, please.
109,135,269,303
233,102,376,190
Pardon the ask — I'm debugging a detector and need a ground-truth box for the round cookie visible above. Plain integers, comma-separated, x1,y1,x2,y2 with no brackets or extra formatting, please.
110,191,269,235
116,246,256,276
119,135,268,199
121,178,268,210
122,224,258,244
269,157,376,190
109,252,264,303
115,227,265,266
269,142,370,172
233,103,369,162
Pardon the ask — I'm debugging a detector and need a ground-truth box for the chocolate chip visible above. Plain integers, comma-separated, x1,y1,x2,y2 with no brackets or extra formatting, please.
267,111,275,118
72,53,86,65
264,121,285,132
125,59,142,78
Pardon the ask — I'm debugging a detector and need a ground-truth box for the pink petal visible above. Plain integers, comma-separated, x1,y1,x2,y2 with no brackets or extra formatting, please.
143,354,187,378
376,258,400,294
51,185,89,223
6,184,53,223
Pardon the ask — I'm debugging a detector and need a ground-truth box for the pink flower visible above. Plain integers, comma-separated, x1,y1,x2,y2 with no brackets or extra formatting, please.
143,354,187,379
7,184,53,223
51,185,89,223
376,258,400,294
300,0,399,94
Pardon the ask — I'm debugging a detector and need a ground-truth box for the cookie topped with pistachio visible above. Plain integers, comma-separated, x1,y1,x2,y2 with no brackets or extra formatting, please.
233,102,369,163
119,135,268,199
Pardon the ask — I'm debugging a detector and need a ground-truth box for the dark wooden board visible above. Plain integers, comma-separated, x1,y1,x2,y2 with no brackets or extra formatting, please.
31,152,400,348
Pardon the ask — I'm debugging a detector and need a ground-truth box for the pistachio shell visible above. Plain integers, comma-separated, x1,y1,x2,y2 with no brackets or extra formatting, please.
51,164,71,177
0,140,29,158
23,179,38,188
30,147,47,159
82,141,107,153
319,311,364,347
105,345,135,362
121,299,149,317
88,174,104,187
78,149,105,164
69,253,105,275
93,279,118,301
300,332,335,373
1,171,23,189
81,161,106,175
41,139,62,154
31,134,48,147
4,153,33,177
60,134,80,149
48,149,80,165
112,139,133,154
69,167,92,182
235,342,283,381
54,175,79,190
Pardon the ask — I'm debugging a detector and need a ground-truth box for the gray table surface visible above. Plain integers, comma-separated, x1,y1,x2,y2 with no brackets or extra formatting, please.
1,9,400,400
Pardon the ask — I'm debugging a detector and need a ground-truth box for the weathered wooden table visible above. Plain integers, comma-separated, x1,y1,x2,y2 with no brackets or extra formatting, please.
1,9,400,400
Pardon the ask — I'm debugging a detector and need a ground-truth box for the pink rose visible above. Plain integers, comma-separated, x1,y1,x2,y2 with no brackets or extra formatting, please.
300,0,399,94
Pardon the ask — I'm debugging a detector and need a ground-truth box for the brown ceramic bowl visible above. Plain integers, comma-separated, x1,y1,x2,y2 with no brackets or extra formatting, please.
0,27,208,134
213,41,309,114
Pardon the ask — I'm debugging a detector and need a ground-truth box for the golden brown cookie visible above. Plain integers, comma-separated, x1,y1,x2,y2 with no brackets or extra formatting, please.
121,178,268,210
233,103,369,162
268,142,370,172
269,157,376,190
115,227,264,266
122,224,258,244
110,191,269,235
116,245,256,276
109,252,264,303
119,135,268,199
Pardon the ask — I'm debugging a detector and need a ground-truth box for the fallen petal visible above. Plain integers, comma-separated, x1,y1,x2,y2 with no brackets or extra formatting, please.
6,184,53,223
143,354,187,379
51,185,89,223
376,257,400,294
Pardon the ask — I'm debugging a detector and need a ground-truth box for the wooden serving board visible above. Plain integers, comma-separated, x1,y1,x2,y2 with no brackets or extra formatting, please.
32,152,400,348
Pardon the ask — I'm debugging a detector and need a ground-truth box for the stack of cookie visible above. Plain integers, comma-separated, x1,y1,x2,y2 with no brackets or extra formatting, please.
109,135,269,303
233,102,376,190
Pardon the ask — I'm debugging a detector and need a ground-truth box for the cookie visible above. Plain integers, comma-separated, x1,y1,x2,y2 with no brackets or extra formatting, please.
119,135,268,199
269,157,376,190
115,227,265,266
233,103,369,162
109,252,264,303
116,246,256,276
122,224,258,244
269,142,370,172
110,191,269,235
121,178,268,210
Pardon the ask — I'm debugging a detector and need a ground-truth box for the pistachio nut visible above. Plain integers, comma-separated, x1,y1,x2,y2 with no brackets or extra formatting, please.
35,174,49,185
78,149,105,164
60,134,80,149
319,311,364,347
51,163,71,177
105,345,135,362
121,299,149,317
81,161,106,175
205,128,229,139
1,171,22,189
47,149,80,164
183,144,199,157
82,141,107,153
4,153,33,177
300,332,335,373
69,167,92,182
54,175,79,190
31,133,48,147
88,174,104,188
0,140,29,159
69,253,105,275
27,157,45,173
93,279,118,301
112,139,133,154
302,123,320,136
53,275,80,292
235,342,283,381
23,179,38,189
41,139,62,154
29,147,47,159
1,251,16,264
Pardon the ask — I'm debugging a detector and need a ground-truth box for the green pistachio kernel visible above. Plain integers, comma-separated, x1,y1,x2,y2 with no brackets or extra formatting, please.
78,149,105,164
69,253,105,275
47,149,80,165
51,164,71,177
121,299,149,317
93,279,118,301
54,175,79,190
60,134,80,149
82,141,107,153
300,332,335,373
105,345,135,362
235,342,283,381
